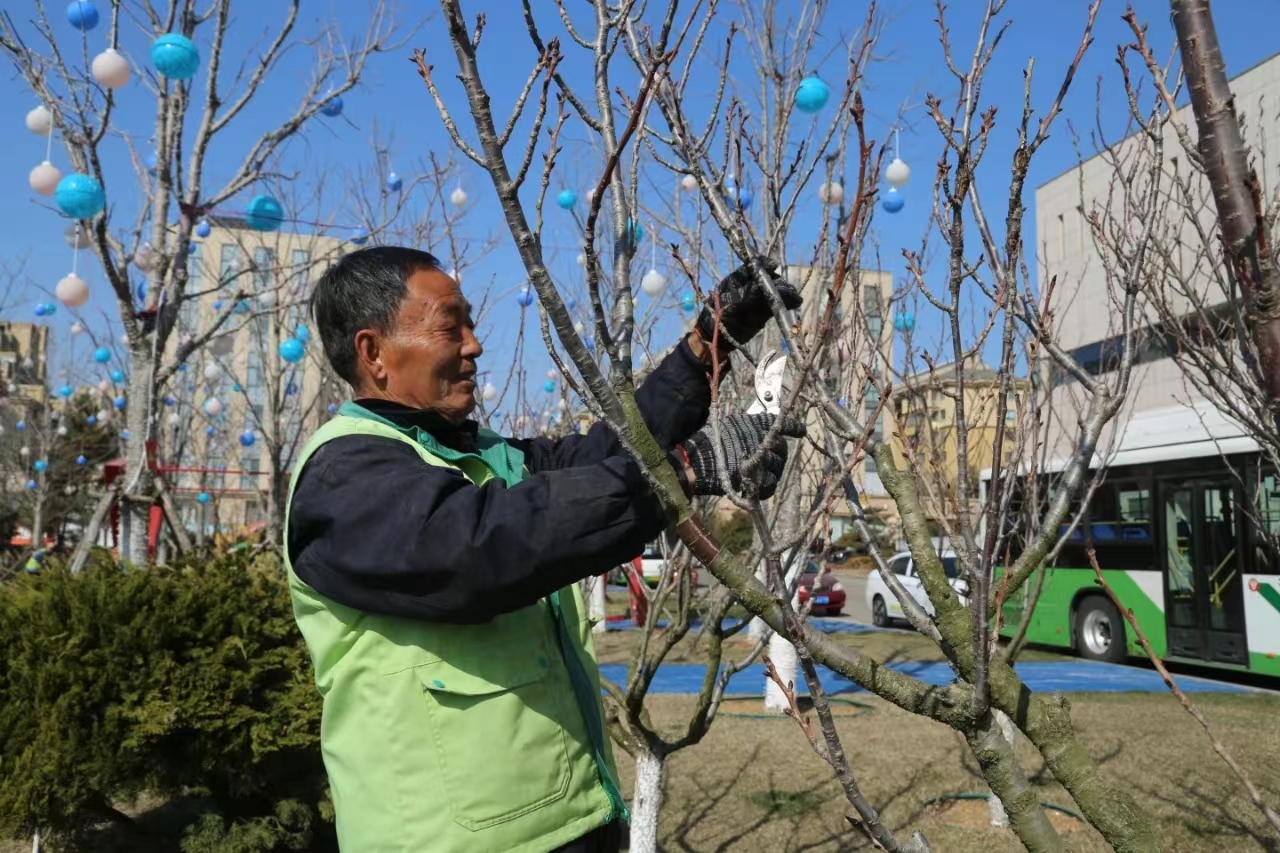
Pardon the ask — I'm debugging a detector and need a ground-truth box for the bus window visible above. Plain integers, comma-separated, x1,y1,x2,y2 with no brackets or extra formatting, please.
1088,481,1152,543
1252,473,1280,572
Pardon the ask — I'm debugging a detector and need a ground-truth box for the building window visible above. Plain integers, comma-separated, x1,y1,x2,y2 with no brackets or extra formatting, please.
239,452,260,490
253,247,275,292
219,244,243,286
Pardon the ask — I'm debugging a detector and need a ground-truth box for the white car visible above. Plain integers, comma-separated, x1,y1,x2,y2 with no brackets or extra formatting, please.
865,550,970,627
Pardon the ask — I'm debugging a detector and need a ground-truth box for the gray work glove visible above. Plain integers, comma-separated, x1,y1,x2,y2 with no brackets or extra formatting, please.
694,257,803,353
670,413,806,499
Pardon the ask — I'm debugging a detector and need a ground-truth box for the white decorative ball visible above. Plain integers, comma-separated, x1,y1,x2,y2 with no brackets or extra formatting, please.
546,369,558,381
203,396,223,416
203,362,220,381
91,48,131,89
450,187,468,207
96,409,109,422
575,252,586,266
70,322,84,335
557,398,567,410
885,157,911,189
6,383,14,394
65,224,92,249
134,242,155,271
258,289,276,308
29,161,62,196
120,333,129,345
97,379,111,393
481,382,497,402
681,174,697,192
640,268,667,296
574,321,585,334
586,188,596,205
19,446,30,458
56,425,68,437
55,273,90,308
819,182,845,205
26,105,52,135
168,412,181,426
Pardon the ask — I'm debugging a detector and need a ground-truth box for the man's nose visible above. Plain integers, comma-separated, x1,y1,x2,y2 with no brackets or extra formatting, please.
463,327,483,359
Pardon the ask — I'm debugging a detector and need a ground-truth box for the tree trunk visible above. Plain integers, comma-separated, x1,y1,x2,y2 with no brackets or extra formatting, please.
987,709,1018,827
629,749,666,853
764,550,804,713
1171,0,1280,405
119,353,155,565
746,557,769,643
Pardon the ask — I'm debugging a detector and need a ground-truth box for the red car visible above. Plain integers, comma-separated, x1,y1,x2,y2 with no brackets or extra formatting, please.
797,561,846,616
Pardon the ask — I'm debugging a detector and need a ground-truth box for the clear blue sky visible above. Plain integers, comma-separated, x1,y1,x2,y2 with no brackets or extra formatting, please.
3,0,1278,400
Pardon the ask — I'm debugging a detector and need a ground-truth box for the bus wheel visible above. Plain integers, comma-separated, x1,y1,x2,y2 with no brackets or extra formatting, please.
871,595,889,627
1076,596,1127,663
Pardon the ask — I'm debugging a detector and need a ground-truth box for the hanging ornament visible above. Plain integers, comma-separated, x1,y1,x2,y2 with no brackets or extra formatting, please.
57,384,73,398
573,321,585,334
197,492,210,504
25,480,36,491
641,269,667,296
727,182,753,210
15,421,24,432
110,369,124,383
481,382,497,402
296,326,310,343
320,94,344,118
350,228,369,245
34,303,49,317
239,430,256,448
819,181,844,205
387,171,402,192
543,380,555,393
885,157,911,189
680,291,697,313
119,332,129,345
33,459,48,473
66,0,100,30
202,362,219,381
91,48,130,88
113,396,126,410
65,223,92,249
450,187,468,207
794,75,831,114
245,194,284,231
279,337,305,363
55,173,106,220
545,369,558,381
134,242,156,272
566,297,576,310
621,219,644,252
86,414,96,425
56,273,89,308
205,425,215,436
893,310,915,332
26,105,52,135
202,396,223,416
680,174,697,192
516,286,534,307
257,288,276,308
70,322,84,334
195,219,212,238
232,382,242,392
556,189,577,210
96,379,110,393
881,187,904,214
29,161,61,196
76,455,87,465
151,33,200,80
575,252,586,266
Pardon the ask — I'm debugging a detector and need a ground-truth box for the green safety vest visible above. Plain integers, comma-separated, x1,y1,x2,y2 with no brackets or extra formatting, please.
284,404,627,853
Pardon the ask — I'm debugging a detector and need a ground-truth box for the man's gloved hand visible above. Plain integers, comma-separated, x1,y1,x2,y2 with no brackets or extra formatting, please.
670,412,807,499
695,257,803,353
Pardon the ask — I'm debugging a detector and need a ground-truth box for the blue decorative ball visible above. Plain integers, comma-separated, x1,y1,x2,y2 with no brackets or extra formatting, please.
197,491,210,504
543,380,555,393
34,304,48,318
15,421,24,431
42,303,56,316
135,281,147,304
110,369,125,383
566,297,576,311
86,415,97,425
58,384,73,398
387,171,402,192
34,460,47,473
93,347,110,364
295,326,310,343
881,188,904,214
795,76,830,114
279,337,305,363
232,382,242,392
121,429,130,440
734,186,754,210
233,300,250,314
55,173,106,220
178,363,188,372
213,300,223,310
239,430,256,448
26,480,37,491
628,219,644,245
320,95,344,118
557,189,577,210
245,194,284,232
327,403,338,415
351,228,369,245
285,381,298,396
894,310,915,332
187,243,197,255
164,397,175,406
67,0,99,31
113,396,126,409
195,219,212,238
151,33,200,81
76,455,87,465
680,292,696,313
205,425,216,437
516,287,534,308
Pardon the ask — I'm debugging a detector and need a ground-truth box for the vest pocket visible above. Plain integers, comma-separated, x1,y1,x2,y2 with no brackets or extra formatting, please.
415,651,572,830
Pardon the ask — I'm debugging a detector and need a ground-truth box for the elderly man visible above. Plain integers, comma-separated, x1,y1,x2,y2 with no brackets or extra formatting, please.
286,245,802,853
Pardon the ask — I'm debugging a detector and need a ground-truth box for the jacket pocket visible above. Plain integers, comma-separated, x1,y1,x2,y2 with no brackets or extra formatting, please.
415,649,572,830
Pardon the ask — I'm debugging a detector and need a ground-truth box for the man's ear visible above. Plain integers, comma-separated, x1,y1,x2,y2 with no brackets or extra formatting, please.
353,329,387,384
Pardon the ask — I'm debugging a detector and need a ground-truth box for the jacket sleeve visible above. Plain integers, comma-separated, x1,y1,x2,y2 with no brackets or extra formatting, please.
511,337,712,473
286,433,667,624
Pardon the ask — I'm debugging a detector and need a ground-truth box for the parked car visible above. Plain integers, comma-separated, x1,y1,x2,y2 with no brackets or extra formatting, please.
825,546,853,564
864,551,970,627
798,561,846,616
638,539,698,588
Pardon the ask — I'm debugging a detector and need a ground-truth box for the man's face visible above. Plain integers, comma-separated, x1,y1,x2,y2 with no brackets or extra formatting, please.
355,267,483,423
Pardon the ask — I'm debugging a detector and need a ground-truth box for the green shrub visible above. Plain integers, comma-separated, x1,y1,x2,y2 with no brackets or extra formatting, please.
0,553,329,851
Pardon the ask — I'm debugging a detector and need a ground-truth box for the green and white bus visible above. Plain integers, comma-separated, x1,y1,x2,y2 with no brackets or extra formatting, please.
985,405,1280,681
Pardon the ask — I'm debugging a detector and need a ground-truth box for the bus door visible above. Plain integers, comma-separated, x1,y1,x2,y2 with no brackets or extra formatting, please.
1159,479,1248,664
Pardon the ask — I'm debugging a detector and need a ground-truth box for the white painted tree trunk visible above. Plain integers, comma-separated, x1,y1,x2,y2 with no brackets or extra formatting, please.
587,574,607,633
988,708,1018,827
764,550,804,712
629,750,666,853
31,829,39,853
747,559,769,642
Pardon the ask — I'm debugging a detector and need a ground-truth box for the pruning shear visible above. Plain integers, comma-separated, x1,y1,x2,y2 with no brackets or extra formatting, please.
746,349,786,417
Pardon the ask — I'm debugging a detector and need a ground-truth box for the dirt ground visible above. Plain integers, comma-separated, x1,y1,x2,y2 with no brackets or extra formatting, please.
617,690,1280,852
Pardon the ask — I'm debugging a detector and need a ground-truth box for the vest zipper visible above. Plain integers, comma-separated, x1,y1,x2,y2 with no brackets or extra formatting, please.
547,592,630,823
